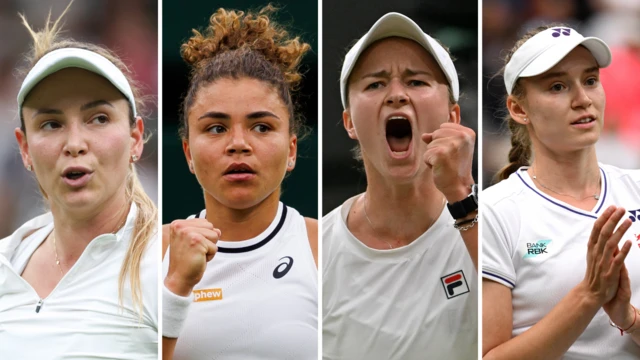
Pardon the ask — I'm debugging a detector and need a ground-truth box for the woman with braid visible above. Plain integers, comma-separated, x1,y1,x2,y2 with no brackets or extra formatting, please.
0,3,158,358
482,25,640,359
161,6,318,360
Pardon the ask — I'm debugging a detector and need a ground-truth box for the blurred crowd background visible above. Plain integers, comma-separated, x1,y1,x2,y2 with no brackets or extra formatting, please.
322,0,479,215
162,0,318,222
483,0,640,188
0,0,158,238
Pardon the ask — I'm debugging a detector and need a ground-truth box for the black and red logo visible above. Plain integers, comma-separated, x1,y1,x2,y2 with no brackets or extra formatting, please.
441,270,470,299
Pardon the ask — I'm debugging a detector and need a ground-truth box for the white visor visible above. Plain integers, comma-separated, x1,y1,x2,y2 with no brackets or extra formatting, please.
340,12,459,109
18,48,137,117
504,27,611,94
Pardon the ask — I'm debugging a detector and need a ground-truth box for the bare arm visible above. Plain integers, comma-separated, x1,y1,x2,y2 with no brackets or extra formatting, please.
631,310,640,345
627,305,640,346
422,123,477,270
162,337,177,360
455,210,478,270
483,279,600,360
161,220,221,360
162,224,177,360
603,263,640,346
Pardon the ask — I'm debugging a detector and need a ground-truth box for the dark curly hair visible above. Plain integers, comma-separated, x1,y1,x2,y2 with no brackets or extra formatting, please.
179,5,311,139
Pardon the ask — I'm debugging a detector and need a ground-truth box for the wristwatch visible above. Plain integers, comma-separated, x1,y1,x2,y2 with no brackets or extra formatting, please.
447,184,478,220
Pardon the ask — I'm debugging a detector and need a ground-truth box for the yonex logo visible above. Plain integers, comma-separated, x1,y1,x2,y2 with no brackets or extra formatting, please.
551,28,571,37
628,209,640,222
193,288,223,302
524,240,552,258
440,270,470,299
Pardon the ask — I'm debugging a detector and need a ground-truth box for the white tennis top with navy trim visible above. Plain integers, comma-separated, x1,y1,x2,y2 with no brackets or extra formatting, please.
323,195,477,360
163,202,318,360
483,164,640,359
0,203,158,359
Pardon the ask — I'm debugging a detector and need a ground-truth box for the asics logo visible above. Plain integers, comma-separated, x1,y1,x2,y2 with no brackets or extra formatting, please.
273,256,294,279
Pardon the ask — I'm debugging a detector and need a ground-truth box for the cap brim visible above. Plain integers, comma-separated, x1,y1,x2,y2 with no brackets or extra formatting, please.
18,48,136,116
340,12,458,108
341,13,433,89
519,37,612,78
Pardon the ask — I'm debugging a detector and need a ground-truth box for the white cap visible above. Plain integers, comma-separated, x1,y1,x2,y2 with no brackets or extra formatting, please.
504,27,611,94
18,48,137,116
340,12,459,108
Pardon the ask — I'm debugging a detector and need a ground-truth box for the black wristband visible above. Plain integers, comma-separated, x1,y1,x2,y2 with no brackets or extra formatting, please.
447,184,478,220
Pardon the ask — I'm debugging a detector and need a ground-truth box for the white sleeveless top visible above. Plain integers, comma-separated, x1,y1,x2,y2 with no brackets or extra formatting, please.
163,202,318,360
323,195,478,360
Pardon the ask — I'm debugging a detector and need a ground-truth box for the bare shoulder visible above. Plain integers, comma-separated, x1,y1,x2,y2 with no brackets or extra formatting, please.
304,217,318,267
162,224,171,259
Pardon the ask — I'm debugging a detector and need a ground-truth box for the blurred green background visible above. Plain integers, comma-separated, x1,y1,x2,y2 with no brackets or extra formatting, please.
162,0,318,223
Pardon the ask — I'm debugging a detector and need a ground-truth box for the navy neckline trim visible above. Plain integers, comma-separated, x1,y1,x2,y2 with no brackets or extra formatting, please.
482,271,515,288
199,206,288,253
516,167,607,220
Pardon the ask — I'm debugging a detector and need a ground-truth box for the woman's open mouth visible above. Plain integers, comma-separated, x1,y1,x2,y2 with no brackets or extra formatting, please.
386,116,413,158
61,167,94,188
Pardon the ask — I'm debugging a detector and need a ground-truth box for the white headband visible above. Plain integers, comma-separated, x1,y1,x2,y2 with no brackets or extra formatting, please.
340,12,459,109
18,48,137,117
504,27,612,94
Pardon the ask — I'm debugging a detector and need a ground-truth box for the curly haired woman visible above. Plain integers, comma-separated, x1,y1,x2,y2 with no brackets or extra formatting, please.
161,6,318,360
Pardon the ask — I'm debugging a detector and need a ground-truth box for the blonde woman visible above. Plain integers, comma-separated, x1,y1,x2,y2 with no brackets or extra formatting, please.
0,4,158,359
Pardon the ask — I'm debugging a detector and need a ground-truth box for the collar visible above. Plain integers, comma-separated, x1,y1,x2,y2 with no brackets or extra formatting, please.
0,202,138,262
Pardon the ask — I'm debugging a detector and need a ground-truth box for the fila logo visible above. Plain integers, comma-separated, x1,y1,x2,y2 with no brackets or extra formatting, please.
628,209,640,222
193,288,223,302
551,28,571,37
524,240,552,258
273,256,294,279
441,270,470,299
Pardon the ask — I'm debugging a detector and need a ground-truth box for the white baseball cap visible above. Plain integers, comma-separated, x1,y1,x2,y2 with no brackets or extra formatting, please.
504,26,612,94
18,47,137,116
340,12,459,109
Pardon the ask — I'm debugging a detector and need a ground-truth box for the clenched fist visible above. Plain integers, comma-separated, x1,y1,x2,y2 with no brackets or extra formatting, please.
164,218,221,297
421,122,476,202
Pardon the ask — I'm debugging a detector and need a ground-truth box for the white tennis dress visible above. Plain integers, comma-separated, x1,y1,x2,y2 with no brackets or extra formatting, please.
0,203,158,359
483,164,640,359
164,202,318,359
323,195,478,360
